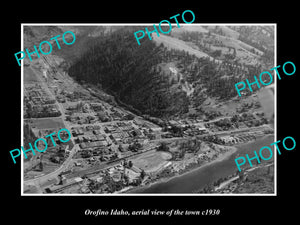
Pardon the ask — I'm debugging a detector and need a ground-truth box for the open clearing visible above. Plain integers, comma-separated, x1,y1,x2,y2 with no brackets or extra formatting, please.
171,25,209,34
153,34,216,61
29,117,65,130
132,151,172,173
24,67,39,84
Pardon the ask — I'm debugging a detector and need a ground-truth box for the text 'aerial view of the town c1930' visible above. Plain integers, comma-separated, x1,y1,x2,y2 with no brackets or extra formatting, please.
22,24,275,195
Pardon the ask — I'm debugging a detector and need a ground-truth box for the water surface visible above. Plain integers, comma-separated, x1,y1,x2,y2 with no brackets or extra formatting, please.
130,135,274,193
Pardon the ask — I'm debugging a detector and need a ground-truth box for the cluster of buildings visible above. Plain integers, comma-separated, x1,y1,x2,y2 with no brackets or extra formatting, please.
70,119,155,163
45,160,144,194
159,119,209,137
219,129,266,145
72,125,111,149
24,84,61,118
85,161,144,193
203,113,268,134
58,89,93,103
64,102,135,125
104,121,146,145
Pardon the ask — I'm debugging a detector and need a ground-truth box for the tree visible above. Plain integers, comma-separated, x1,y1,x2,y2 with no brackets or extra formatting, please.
38,161,43,171
133,177,142,186
124,114,134,120
118,144,124,152
178,149,185,159
170,125,183,137
123,174,129,184
211,50,222,58
231,114,239,123
157,142,169,152
97,112,108,122
128,161,133,168
128,141,142,152
140,169,146,179
76,101,84,111
107,153,118,162
238,170,245,182
202,184,214,193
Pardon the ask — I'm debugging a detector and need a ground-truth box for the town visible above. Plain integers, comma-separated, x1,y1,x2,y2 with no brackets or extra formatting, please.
23,25,275,194
15,30,76,66
23,53,273,194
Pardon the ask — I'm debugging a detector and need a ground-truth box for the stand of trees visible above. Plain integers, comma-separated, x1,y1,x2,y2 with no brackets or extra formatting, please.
68,28,189,118
68,27,270,119
23,123,37,151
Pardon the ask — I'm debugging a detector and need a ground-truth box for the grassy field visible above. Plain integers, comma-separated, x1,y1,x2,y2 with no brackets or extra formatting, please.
30,117,65,130
171,25,209,34
132,151,172,173
153,34,214,60
154,26,264,67
24,67,39,84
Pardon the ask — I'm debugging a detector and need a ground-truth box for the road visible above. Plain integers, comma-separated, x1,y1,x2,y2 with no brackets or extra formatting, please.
24,144,80,186
202,116,232,124
24,65,78,186
25,144,157,187
204,124,269,137
24,122,269,187
25,64,137,187
214,162,274,191
23,64,272,191
65,145,158,179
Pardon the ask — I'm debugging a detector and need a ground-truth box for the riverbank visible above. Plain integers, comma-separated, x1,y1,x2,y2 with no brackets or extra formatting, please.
212,162,274,194
127,135,274,193
126,144,238,193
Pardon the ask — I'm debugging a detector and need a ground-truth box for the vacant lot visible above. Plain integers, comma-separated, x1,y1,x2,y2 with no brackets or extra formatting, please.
132,151,172,173
30,117,65,130
24,67,39,84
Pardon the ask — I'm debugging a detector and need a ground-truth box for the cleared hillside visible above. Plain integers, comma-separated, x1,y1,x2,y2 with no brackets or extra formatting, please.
171,25,209,34
167,25,274,68
152,34,219,62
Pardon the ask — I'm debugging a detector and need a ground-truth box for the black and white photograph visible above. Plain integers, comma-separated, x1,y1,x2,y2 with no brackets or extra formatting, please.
3,5,298,223
21,24,275,195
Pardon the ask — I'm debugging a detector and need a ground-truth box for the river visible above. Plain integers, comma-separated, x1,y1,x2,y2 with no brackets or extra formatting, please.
129,135,274,193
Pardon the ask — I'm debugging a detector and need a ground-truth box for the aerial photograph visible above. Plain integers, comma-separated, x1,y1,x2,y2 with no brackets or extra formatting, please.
22,24,275,194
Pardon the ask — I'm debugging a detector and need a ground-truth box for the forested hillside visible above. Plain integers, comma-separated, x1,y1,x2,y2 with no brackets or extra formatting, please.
68,28,189,118
67,26,273,119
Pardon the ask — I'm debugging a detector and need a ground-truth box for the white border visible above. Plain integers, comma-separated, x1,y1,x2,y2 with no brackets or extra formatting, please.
274,24,277,195
21,23,24,194
21,23,277,196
